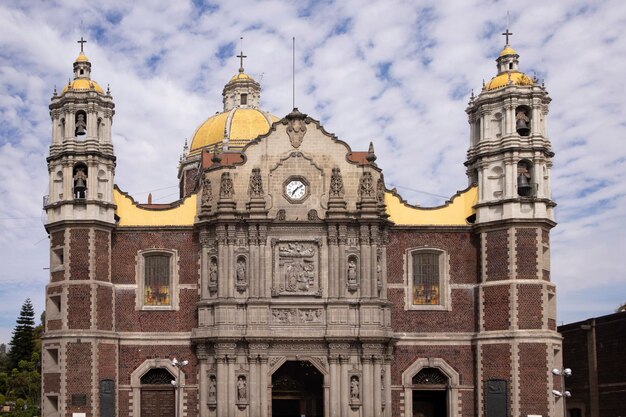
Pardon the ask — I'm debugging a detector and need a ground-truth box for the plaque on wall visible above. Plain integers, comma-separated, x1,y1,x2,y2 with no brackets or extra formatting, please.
272,240,321,296
71,394,87,406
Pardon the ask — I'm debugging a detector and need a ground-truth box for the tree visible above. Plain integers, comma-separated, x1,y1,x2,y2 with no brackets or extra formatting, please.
8,299,35,371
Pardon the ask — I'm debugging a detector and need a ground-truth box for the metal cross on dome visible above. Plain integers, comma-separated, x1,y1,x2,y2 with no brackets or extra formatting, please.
77,37,87,52
237,50,247,72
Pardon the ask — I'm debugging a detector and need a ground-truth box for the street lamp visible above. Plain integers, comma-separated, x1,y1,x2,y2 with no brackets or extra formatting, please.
552,368,572,417
171,358,188,417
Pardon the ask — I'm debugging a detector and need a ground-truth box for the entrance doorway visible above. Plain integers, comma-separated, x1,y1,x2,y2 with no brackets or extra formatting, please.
272,361,323,417
411,367,449,417
140,368,176,417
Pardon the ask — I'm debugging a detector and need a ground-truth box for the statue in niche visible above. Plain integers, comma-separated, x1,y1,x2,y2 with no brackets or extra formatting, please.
350,376,360,400
209,259,218,286
208,376,217,402
73,168,87,198
347,259,357,285
236,259,246,284
359,172,375,198
75,113,87,136
201,176,212,210
237,376,247,402
329,167,344,198
248,168,264,197
376,255,383,290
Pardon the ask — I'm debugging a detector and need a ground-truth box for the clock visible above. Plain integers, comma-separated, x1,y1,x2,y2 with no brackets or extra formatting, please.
285,178,307,201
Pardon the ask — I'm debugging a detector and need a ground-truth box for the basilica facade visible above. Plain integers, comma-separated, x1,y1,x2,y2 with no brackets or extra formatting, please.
41,36,562,417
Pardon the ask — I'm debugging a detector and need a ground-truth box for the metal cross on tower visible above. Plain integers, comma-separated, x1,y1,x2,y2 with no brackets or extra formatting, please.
502,28,513,45
237,51,247,73
77,37,87,52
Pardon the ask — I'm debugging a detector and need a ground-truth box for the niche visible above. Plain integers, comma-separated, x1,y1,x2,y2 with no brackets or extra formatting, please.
517,160,533,197
492,112,503,138
235,256,247,293
73,163,88,199
75,110,87,136
473,118,481,145
489,166,504,198
97,169,107,199
515,106,531,136
347,255,359,292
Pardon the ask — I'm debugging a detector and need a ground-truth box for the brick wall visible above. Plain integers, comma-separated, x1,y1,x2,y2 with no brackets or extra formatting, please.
65,342,93,416
69,228,90,280
517,284,543,329
386,230,479,285
111,230,199,285
481,343,512,416
391,345,474,385
518,343,549,416
96,286,113,331
94,230,110,282
98,343,117,381
482,286,510,331
516,228,538,280
43,372,61,393
67,285,92,329
388,288,477,333
486,230,508,281
118,345,197,385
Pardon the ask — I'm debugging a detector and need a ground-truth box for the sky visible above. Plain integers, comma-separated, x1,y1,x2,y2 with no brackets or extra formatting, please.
0,0,625,346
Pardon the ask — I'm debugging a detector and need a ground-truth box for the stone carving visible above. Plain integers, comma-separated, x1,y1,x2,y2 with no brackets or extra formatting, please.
376,255,383,292
280,242,315,257
273,308,297,323
248,168,263,197
272,308,323,324
275,209,286,221
350,375,360,400
299,309,323,323
329,167,344,198
208,375,217,405
237,376,247,401
235,257,247,292
307,209,319,221
286,109,308,148
219,172,234,199
359,172,375,198
268,357,283,369
347,257,358,292
273,242,319,295
208,257,218,291
376,175,385,204
201,176,212,210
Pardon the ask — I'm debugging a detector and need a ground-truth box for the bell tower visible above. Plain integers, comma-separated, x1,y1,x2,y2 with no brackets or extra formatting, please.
42,39,117,417
46,38,116,225
466,30,562,417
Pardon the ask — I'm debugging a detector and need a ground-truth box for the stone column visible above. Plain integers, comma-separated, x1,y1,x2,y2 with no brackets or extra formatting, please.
360,225,370,298
373,356,382,417
198,346,209,417
216,356,228,417
338,225,347,298
259,356,269,417
340,356,350,417
227,356,236,416
258,226,268,298
504,159,515,198
362,356,373,416
370,227,379,299
227,225,236,298
328,226,338,298
217,226,226,298
329,355,340,416
248,355,258,413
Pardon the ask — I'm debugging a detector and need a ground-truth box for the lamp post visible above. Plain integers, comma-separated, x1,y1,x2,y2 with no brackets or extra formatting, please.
552,367,572,417
171,358,188,417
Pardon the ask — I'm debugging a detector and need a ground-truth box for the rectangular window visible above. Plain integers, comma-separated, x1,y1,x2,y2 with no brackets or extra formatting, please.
144,254,171,306
240,94,248,105
412,253,440,305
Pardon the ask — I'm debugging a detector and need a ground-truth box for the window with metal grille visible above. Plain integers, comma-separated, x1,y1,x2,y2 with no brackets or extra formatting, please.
412,252,440,305
144,254,171,306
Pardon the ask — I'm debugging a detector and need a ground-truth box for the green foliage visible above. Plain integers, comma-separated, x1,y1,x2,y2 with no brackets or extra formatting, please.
0,300,41,416
8,300,35,371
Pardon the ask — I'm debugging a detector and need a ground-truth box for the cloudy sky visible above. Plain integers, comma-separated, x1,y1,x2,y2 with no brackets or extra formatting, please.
0,0,625,345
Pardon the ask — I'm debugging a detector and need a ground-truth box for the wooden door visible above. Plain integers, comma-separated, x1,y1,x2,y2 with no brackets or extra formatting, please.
140,386,175,417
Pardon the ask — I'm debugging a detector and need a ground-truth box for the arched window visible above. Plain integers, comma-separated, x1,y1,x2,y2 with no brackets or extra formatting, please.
402,359,460,417
136,249,180,310
405,248,450,310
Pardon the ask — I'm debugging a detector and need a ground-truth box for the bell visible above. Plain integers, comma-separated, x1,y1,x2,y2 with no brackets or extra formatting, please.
516,118,530,136
75,124,86,136
517,174,532,196
74,178,86,190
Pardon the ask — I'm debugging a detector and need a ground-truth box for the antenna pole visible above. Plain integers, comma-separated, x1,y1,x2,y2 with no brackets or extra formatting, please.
292,37,295,109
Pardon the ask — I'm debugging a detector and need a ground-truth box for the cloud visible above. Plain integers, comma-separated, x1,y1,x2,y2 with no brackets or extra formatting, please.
0,0,625,343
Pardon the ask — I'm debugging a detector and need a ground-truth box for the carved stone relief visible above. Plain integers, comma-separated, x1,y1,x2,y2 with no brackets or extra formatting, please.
329,167,345,198
347,256,359,292
219,172,234,199
208,257,218,292
272,241,320,296
235,256,247,292
207,374,217,408
248,168,264,197
286,111,308,148
201,175,212,211
359,172,375,199
271,308,323,324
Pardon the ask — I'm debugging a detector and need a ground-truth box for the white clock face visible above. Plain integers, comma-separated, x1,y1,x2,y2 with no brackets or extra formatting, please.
285,179,306,200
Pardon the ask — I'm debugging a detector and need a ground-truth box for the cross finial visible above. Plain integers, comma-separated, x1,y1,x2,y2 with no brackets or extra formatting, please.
77,37,87,53
237,36,247,73
502,28,513,45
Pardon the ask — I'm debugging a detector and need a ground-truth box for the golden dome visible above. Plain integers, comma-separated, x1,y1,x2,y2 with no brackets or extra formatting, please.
62,79,104,94
499,46,517,57
190,108,279,153
229,72,253,82
75,52,90,62
485,71,534,91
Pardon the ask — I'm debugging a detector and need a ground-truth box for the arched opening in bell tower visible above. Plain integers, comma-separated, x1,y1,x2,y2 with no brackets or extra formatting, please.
72,162,88,199
271,360,324,417
411,368,449,417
